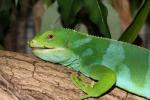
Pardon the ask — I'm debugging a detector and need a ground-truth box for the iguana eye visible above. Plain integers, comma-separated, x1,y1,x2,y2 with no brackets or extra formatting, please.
48,34,53,40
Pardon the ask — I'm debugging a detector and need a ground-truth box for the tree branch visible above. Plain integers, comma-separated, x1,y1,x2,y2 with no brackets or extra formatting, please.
0,50,146,100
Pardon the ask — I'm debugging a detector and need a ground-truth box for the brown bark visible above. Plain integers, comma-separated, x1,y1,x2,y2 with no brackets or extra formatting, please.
0,50,147,100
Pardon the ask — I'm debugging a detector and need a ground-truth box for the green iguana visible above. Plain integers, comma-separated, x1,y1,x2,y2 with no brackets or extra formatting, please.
28,28,150,99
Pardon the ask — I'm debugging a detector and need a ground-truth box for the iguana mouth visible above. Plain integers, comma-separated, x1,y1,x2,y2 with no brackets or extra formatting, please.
32,47,65,52
32,47,54,50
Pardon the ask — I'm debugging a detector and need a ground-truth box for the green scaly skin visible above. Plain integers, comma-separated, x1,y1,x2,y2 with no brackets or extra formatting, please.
28,28,150,99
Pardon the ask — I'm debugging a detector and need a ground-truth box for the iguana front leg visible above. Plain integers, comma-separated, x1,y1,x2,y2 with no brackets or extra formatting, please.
71,65,116,99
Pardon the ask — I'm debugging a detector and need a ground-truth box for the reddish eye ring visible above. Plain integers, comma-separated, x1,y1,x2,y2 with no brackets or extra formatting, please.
48,34,53,40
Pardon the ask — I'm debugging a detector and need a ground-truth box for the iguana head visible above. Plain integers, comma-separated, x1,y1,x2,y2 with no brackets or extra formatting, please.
28,29,74,63
29,29,70,48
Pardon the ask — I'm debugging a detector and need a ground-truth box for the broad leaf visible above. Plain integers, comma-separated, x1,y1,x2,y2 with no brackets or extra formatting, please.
129,0,141,16
15,0,18,6
41,1,62,31
103,1,122,39
43,0,55,9
82,0,111,38
0,0,12,12
119,0,150,43
57,0,82,26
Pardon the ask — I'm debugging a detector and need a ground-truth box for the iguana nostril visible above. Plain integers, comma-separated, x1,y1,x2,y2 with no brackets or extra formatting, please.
31,40,36,44
28,40,38,47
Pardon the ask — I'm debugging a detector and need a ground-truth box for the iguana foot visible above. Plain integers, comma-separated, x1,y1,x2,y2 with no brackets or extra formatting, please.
71,65,116,99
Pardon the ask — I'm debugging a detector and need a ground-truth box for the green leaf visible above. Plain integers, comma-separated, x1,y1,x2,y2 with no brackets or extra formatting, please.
43,0,55,9
41,1,62,31
0,44,4,50
15,0,18,6
119,0,150,43
0,0,12,41
103,1,122,40
0,0,12,11
129,0,141,16
57,0,82,26
82,0,111,38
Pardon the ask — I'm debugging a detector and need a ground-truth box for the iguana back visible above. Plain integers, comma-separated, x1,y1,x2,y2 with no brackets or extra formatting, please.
63,29,150,98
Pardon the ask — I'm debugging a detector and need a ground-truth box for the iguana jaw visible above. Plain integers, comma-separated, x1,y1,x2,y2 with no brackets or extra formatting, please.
31,47,72,63
32,47,54,50
31,47,67,54
31,47,61,54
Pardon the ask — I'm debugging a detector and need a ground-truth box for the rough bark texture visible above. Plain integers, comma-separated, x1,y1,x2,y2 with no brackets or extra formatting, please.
0,50,147,100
